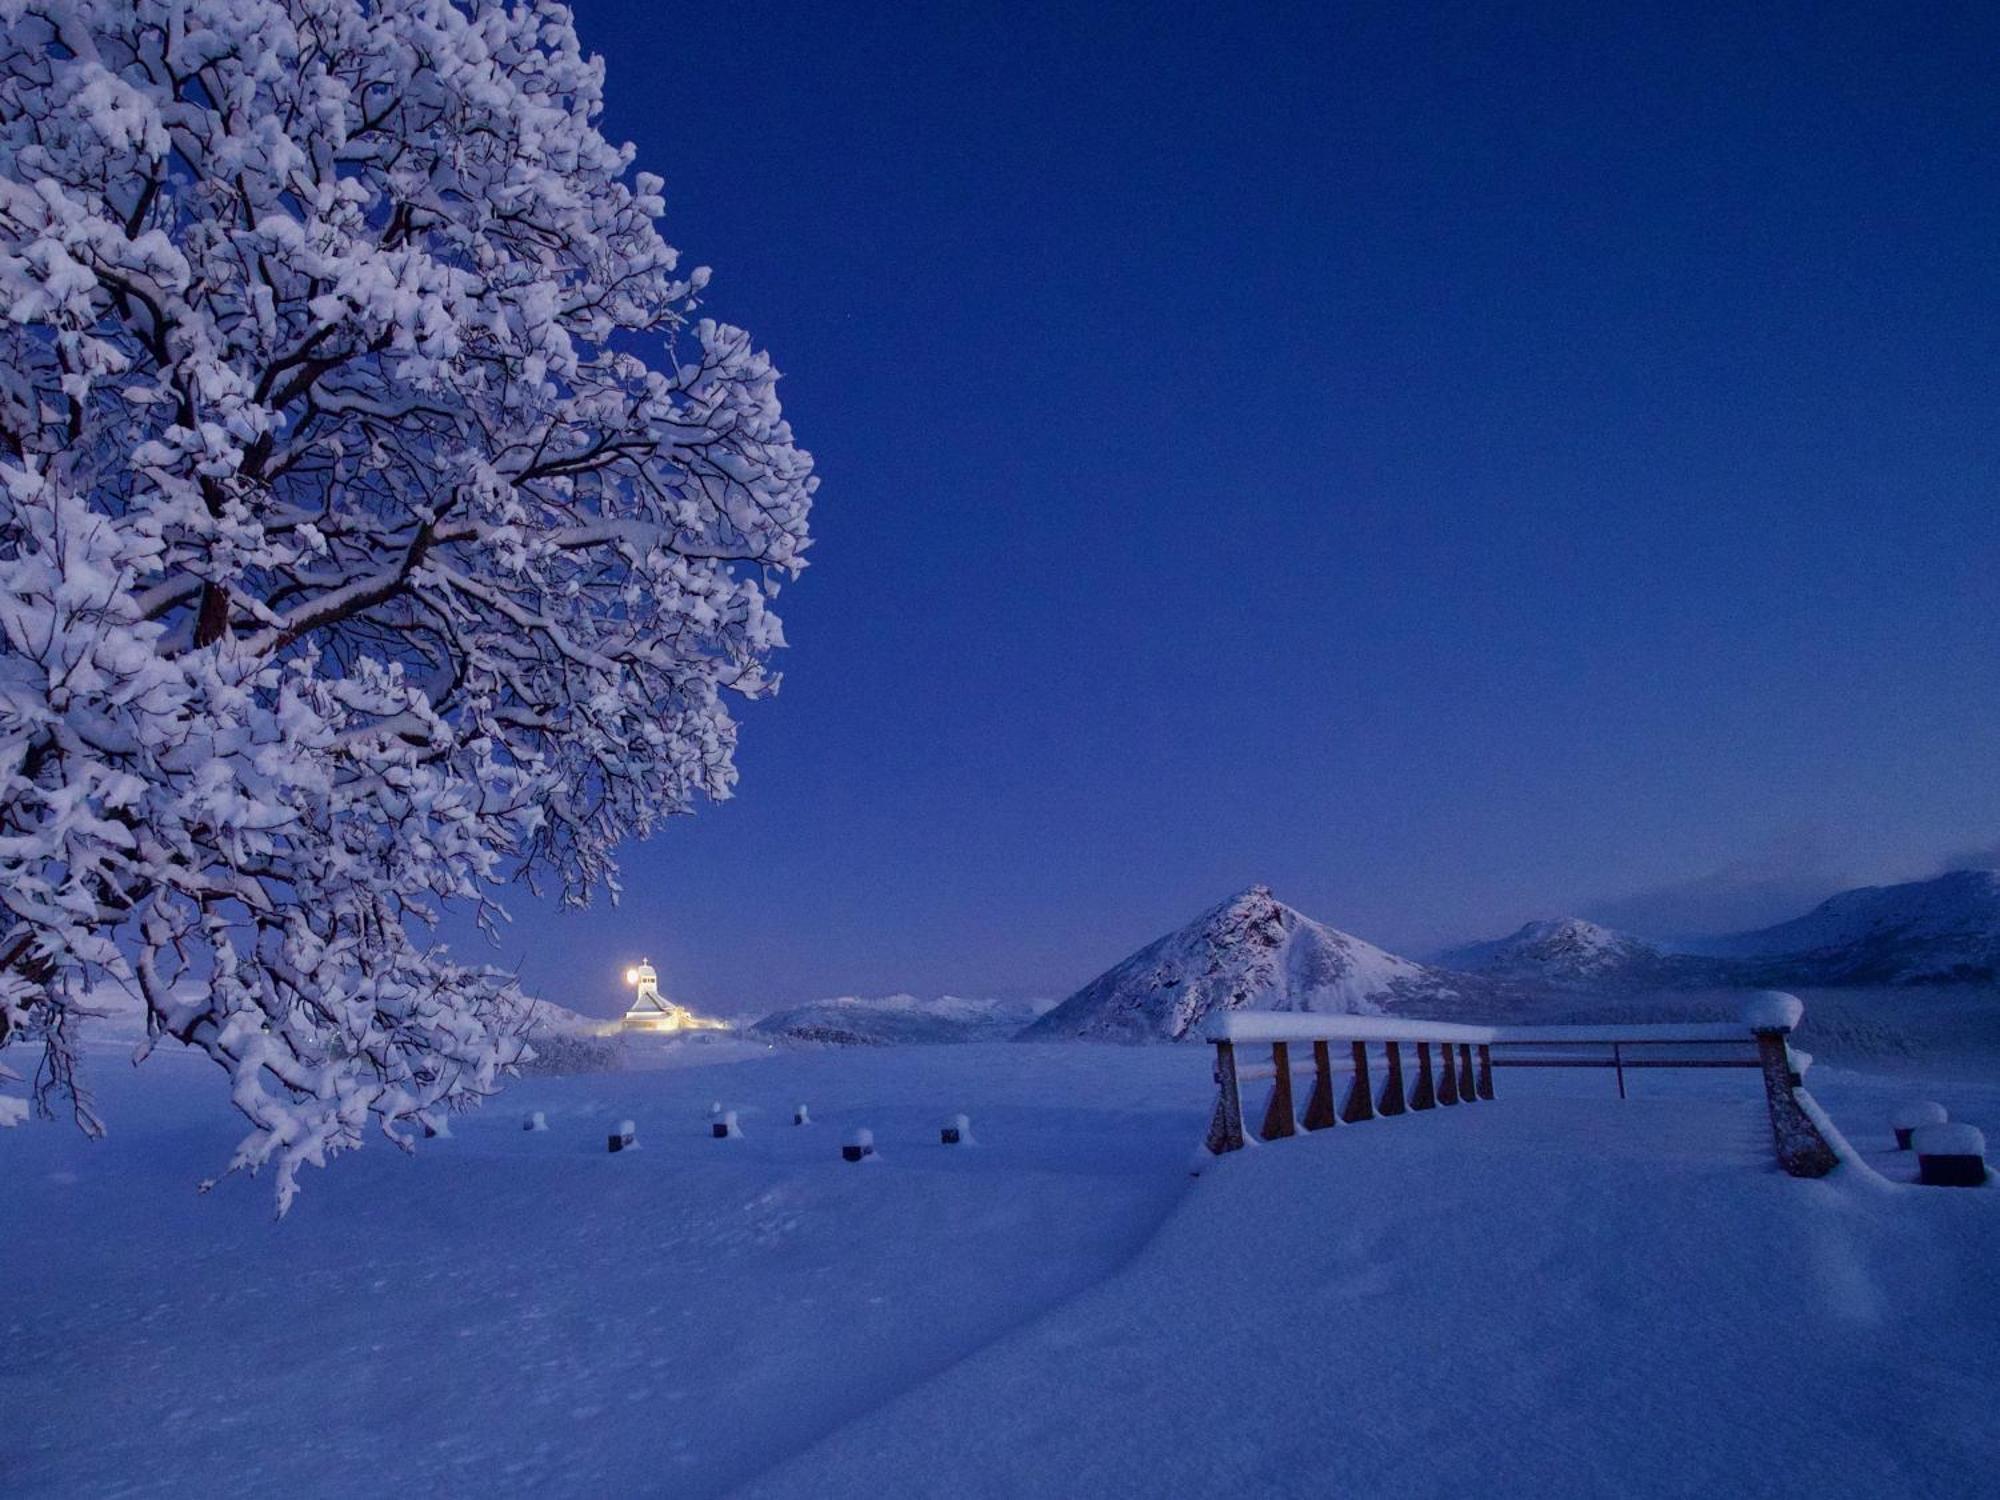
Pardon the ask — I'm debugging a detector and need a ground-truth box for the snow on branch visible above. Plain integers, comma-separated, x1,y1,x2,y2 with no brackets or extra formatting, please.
0,0,814,1211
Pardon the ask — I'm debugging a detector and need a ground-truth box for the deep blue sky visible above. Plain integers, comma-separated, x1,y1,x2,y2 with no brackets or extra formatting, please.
481,2,1999,1018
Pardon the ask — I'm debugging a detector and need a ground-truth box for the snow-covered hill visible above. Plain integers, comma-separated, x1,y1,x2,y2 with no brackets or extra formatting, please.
1022,885,1480,1042
1695,869,2000,984
1439,917,1683,987
751,994,1051,1046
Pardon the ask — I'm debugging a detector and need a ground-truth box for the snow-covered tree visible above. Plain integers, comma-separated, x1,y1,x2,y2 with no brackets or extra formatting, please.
0,0,813,1209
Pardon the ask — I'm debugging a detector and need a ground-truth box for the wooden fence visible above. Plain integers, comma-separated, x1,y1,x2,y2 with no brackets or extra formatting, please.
1203,997,1838,1178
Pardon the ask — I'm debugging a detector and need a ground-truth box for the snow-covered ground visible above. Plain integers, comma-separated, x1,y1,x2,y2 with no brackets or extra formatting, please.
6,1025,1997,1497
2,1036,1206,1498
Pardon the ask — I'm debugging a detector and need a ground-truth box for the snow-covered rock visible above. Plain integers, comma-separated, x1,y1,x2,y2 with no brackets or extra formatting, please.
1021,885,1482,1043
1892,1100,1948,1132
751,994,1051,1047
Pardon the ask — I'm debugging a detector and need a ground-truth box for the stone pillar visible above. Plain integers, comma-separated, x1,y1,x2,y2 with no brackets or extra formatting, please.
1206,1040,1247,1154
1754,1029,1837,1178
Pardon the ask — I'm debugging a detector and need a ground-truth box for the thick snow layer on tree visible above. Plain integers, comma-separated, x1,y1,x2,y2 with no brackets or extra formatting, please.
5,1026,1997,1496
0,0,813,1210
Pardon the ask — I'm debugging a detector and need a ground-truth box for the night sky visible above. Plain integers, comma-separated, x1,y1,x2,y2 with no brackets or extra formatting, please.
472,2,2000,1018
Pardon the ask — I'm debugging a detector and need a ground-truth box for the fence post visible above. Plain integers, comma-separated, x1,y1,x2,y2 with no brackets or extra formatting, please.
1342,1041,1376,1123
1378,1040,1408,1116
1753,1029,1836,1177
1476,1044,1495,1100
1438,1039,1460,1105
1410,1041,1437,1110
1457,1043,1477,1103
1262,1041,1297,1140
1206,1039,1247,1154
1303,1039,1338,1130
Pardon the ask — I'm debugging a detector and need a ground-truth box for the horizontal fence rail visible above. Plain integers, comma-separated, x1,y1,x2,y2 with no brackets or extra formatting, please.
1202,994,1838,1179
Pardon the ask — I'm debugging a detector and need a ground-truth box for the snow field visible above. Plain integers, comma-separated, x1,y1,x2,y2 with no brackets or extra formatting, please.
5,1038,1995,1498
1,1041,1208,1498
751,1063,2000,1499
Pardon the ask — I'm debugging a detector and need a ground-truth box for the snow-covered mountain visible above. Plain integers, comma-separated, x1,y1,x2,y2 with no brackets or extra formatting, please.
751,994,1052,1047
1021,885,1481,1043
1695,869,2000,985
1439,917,1678,987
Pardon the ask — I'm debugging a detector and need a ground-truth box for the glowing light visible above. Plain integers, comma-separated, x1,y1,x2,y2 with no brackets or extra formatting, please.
618,955,732,1035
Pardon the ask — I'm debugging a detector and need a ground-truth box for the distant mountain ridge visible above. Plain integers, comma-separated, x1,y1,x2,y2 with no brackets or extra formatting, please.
1438,917,1676,987
775,871,2000,1052
1447,870,2000,989
752,993,1049,1046
1021,885,1484,1043
1690,868,2000,985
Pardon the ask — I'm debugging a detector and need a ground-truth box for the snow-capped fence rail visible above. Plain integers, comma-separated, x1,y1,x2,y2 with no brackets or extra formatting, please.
1203,995,1839,1178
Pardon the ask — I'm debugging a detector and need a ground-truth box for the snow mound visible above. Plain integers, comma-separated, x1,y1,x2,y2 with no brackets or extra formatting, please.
1911,1122,1986,1156
1022,885,1480,1043
1892,1100,1948,1131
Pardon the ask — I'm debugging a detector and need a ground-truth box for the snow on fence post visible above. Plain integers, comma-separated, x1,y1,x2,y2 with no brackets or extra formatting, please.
1410,1042,1437,1111
1744,993,1838,1179
1342,1041,1376,1123
1202,1010,1859,1181
1262,1041,1298,1141
1303,1040,1339,1131
1206,1039,1248,1154
1378,1040,1407,1116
